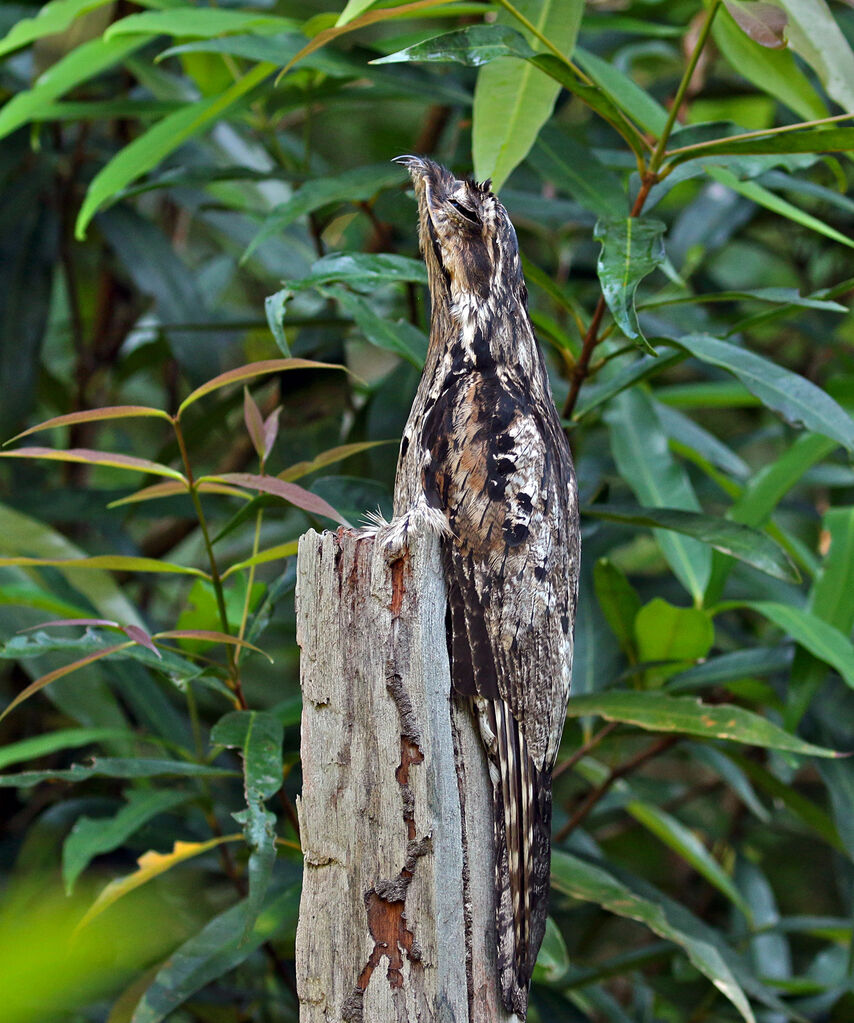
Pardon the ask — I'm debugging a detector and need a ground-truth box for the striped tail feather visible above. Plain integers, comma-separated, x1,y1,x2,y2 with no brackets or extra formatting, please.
482,698,552,1019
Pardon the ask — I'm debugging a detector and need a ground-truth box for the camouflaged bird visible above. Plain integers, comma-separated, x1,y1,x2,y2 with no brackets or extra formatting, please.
375,156,579,1018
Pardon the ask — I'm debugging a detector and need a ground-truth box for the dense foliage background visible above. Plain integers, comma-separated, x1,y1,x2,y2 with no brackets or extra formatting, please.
2,0,854,1020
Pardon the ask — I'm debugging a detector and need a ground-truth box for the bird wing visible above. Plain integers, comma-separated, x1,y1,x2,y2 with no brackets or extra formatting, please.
422,366,578,1016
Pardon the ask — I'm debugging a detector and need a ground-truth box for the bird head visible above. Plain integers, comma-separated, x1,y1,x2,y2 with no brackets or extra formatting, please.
394,155,524,308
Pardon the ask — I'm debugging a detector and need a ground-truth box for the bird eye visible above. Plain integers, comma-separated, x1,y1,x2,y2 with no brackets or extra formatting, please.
448,199,480,225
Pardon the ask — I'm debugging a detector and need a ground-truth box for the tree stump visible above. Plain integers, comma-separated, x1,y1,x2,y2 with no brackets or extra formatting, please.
295,528,516,1022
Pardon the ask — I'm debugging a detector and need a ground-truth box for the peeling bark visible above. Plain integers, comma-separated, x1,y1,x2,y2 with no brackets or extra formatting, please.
295,528,516,1022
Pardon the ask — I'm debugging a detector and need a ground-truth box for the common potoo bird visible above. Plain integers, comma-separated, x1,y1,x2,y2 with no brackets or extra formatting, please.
383,156,579,1019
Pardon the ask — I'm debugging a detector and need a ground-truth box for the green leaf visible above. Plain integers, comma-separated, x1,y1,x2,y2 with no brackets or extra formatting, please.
280,440,393,482
243,164,406,262
0,727,138,771
130,883,299,1023
745,601,854,689
672,334,854,453
634,598,715,687
574,46,669,136
777,0,854,113
626,800,752,918
289,251,427,290
574,351,686,420
372,23,534,68
472,0,584,190
788,506,854,726
593,558,641,658
0,35,150,141
705,165,854,249
532,916,570,984
63,789,191,894
211,711,284,931
584,504,798,583
336,0,379,27
264,289,291,356
79,836,242,930
0,0,116,57
532,126,627,219
105,8,297,40
0,555,208,578
665,126,854,168
565,691,840,757
657,404,751,480
0,759,238,787
712,3,827,121
75,62,274,239
594,217,665,352
324,286,427,367
551,850,756,1023
0,502,143,626
0,642,132,725
605,389,712,602
372,26,646,157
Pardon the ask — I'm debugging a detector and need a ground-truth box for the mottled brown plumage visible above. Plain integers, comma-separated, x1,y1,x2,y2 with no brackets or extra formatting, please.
385,156,579,1018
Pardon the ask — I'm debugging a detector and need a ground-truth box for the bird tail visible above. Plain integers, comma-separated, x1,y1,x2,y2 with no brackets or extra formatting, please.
479,698,552,1020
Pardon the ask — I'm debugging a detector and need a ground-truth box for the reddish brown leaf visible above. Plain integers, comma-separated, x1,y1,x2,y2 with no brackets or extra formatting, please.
108,480,246,508
122,624,161,658
0,447,186,481
209,472,350,526
725,1,787,48
243,387,267,461
176,358,346,418
21,618,119,631
154,630,272,661
263,407,282,462
5,405,171,445
0,643,132,724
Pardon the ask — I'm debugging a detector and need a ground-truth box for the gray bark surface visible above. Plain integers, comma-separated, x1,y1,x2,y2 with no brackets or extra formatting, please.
295,528,516,1022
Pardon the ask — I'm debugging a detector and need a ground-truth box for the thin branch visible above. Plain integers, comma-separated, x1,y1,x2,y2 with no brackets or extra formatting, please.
555,735,679,842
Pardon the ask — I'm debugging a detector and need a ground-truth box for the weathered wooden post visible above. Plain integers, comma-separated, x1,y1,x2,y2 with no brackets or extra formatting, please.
295,527,516,1022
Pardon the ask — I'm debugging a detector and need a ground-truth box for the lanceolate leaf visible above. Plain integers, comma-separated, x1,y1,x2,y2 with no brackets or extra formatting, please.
176,358,346,417
211,711,284,930
594,217,665,352
63,789,191,894
6,405,171,445
325,287,427,367
565,691,840,757
672,334,854,453
605,389,712,602
746,601,854,689
0,643,132,725
0,38,147,140
472,0,584,190
78,836,242,930
243,164,406,262
0,0,116,57
75,63,275,239
374,26,646,157
584,504,799,582
288,252,427,290
551,850,756,1023
130,883,300,1023
0,447,186,481
706,166,854,249
0,759,238,787
105,8,297,39
0,556,208,578
208,472,350,526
